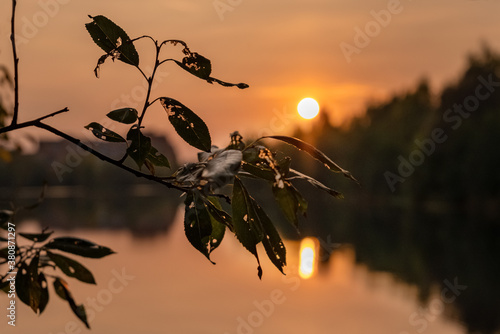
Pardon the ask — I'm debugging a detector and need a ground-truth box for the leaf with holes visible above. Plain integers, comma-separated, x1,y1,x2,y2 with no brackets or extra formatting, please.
37,273,49,314
85,15,139,66
85,122,125,142
259,135,359,183
184,192,224,263
126,127,152,168
53,277,90,328
146,146,170,169
273,181,307,230
232,177,264,278
15,264,30,307
46,251,96,284
14,256,45,314
253,198,287,274
160,98,211,151
107,108,138,124
175,53,212,80
202,196,233,231
44,237,115,258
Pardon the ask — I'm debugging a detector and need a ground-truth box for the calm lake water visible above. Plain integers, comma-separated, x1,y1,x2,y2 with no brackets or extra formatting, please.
1,214,465,334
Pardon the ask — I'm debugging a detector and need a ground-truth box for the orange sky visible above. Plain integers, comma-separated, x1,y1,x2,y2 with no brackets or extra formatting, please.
1,0,500,159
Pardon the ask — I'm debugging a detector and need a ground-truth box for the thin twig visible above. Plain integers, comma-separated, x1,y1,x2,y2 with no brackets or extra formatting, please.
0,108,69,135
10,0,19,125
137,41,161,126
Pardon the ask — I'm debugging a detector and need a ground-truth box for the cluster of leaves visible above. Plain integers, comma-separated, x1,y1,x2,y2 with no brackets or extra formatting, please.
84,15,247,175
0,205,114,328
83,15,357,279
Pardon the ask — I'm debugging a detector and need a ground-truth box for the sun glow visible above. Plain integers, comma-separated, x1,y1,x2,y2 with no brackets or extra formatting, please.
297,98,320,119
299,237,319,279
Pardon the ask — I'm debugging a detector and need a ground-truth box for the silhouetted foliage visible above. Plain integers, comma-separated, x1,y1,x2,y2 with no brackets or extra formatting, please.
1,4,355,328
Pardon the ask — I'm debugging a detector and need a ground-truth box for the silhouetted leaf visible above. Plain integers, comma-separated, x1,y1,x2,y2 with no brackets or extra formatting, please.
107,108,138,124
175,53,212,80
0,210,13,228
126,127,152,168
259,135,359,183
206,200,226,256
44,237,115,259
85,122,125,142
16,263,32,309
232,177,287,275
146,146,170,169
206,77,249,89
160,98,211,151
273,181,307,230
37,273,49,314
53,277,90,328
253,199,287,274
241,150,290,185
28,255,42,313
15,256,44,314
290,169,344,199
184,192,224,263
232,177,263,279
0,280,9,293
85,15,139,67
46,251,96,284
19,231,53,243
202,196,233,231
241,163,275,182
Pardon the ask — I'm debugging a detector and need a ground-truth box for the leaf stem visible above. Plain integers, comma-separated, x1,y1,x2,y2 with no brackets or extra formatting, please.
157,58,177,67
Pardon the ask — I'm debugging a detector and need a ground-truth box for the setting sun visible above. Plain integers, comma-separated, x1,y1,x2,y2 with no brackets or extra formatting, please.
299,237,319,279
297,98,320,119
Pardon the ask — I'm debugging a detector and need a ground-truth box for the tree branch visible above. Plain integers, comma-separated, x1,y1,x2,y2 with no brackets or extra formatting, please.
0,107,187,193
0,108,69,135
34,122,186,192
